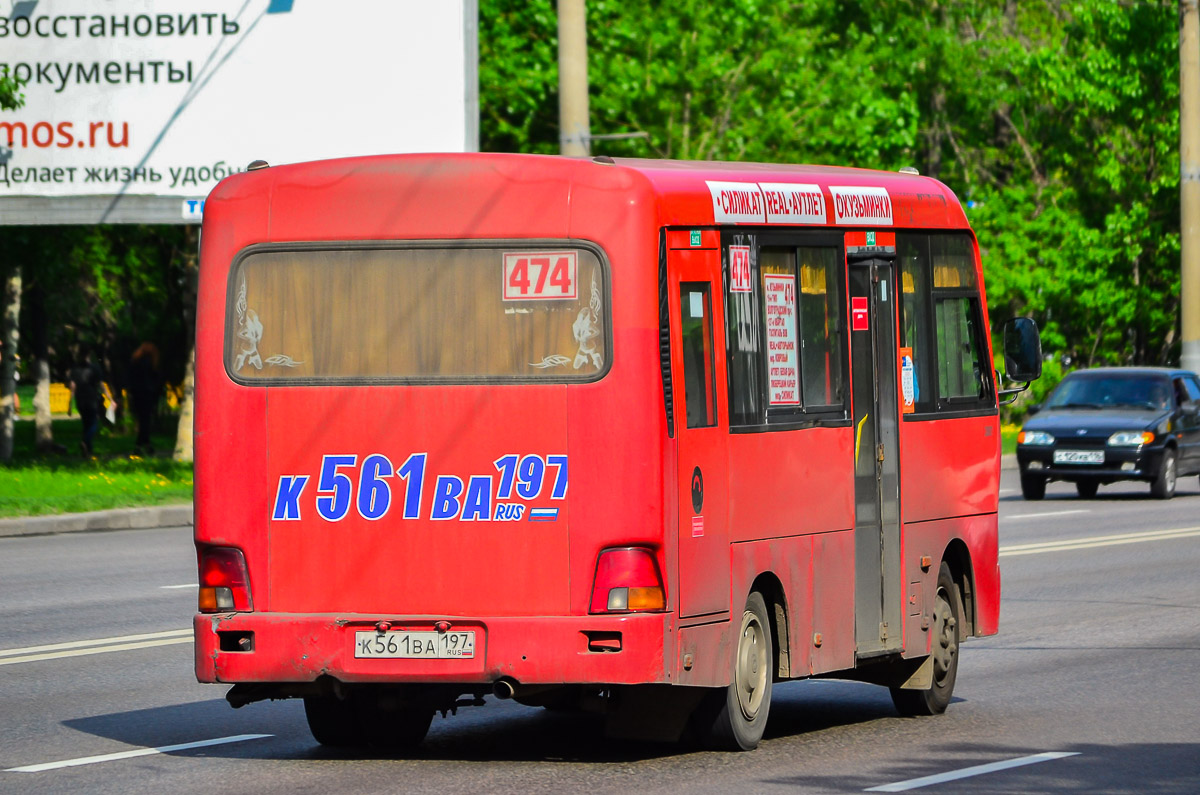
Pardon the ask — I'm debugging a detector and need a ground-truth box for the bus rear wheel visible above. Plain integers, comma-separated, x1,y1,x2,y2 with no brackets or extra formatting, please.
891,563,960,717
304,692,433,749
693,591,773,750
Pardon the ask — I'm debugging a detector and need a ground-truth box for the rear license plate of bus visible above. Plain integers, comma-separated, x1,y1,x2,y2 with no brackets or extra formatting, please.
354,631,475,659
1053,450,1104,465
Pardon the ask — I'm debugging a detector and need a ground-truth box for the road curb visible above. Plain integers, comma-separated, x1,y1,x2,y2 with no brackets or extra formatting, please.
0,504,193,539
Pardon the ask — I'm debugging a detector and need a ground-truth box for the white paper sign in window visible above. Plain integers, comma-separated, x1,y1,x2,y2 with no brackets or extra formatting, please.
503,251,579,300
764,274,799,406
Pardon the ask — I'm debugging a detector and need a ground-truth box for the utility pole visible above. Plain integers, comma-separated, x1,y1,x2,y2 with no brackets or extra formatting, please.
557,0,590,156
1182,0,1200,372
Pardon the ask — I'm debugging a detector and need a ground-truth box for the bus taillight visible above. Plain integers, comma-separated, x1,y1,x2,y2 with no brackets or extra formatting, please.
198,546,253,613
589,547,666,613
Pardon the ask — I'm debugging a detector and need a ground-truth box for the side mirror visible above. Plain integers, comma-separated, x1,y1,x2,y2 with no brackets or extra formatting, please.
1003,317,1042,382
1182,400,1200,417
1028,403,1042,415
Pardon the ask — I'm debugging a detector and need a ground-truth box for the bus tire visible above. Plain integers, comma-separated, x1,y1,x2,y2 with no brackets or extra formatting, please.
1020,473,1046,500
360,703,433,750
303,695,365,747
694,591,773,750
891,563,960,717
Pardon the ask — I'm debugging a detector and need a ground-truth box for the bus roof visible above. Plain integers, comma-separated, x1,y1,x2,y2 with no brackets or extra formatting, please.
207,152,971,237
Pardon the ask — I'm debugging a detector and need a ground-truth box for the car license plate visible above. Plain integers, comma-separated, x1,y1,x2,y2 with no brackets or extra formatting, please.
1053,449,1104,465
354,630,475,659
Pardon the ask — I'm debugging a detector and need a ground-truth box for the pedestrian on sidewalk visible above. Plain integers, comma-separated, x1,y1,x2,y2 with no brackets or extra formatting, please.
70,351,105,456
128,342,163,454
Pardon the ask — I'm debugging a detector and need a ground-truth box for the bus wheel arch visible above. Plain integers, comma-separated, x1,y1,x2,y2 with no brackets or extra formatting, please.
749,572,790,679
940,539,975,638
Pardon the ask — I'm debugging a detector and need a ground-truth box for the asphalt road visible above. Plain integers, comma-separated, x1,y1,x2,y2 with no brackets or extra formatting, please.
1,471,1198,794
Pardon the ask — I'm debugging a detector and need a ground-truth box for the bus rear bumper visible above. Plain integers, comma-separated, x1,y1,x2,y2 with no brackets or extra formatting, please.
194,612,672,687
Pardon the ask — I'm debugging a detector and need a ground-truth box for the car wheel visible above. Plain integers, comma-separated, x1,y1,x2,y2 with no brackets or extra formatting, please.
1151,449,1177,500
693,591,773,750
1020,472,1046,500
1075,479,1099,499
891,562,960,716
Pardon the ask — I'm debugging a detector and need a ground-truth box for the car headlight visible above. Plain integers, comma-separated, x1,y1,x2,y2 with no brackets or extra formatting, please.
1018,430,1054,445
1107,431,1155,447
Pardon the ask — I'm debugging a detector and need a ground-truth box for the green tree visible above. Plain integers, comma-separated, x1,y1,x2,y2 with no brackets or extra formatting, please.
479,0,1183,368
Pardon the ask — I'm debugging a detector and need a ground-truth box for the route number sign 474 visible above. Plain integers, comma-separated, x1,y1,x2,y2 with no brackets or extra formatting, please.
503,251,578,300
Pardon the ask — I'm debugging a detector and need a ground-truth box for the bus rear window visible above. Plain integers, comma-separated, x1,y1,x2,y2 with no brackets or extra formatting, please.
225,244,609,383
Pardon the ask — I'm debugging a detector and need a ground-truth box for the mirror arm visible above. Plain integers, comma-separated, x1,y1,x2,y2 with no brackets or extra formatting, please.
997,381,1031,406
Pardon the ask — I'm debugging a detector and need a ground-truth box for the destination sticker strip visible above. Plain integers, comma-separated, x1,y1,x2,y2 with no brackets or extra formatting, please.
707,180,889,226
829,186,894,226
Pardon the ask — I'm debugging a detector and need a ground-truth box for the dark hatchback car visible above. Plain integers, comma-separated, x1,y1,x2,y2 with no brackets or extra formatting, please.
1016,367,1200,500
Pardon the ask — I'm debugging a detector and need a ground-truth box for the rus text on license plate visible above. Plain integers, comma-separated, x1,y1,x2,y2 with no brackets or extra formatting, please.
1053,450,1105,465
354,630,475,659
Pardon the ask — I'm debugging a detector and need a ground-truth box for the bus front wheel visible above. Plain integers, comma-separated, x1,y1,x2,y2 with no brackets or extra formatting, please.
890,562,960,717
693,591,774,750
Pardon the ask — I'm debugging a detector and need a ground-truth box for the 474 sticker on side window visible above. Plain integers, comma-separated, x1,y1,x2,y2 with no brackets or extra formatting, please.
503,251,578,301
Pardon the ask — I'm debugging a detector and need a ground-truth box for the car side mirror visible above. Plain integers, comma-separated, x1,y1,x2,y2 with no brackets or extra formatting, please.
1182,400,1200,417
1003,317,1042,382
1028,403,1042,415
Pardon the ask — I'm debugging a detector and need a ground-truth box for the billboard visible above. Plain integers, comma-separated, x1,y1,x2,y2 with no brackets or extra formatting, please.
0,0,478,223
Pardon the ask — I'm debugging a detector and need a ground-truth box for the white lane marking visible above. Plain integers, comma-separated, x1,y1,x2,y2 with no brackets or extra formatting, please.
5,734,273,773
0,638,193,666
0,629,192,666
865,751,1080,792
1000,525,1200,557
1005,509,1089,521
998,488,1017,495
161,584,196,589
0,629,191,658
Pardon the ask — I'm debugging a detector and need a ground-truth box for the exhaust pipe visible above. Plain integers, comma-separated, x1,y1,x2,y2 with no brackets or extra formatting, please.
492,678,517,700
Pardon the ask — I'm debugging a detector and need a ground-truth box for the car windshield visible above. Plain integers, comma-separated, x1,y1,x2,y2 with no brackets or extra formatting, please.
1045,374,1172,411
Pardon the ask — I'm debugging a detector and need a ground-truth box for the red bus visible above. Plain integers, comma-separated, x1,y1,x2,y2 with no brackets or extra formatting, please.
193,153,1040,751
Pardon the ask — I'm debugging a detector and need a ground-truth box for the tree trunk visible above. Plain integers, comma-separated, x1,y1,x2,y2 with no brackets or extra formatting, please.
1,267,21,462
173,344,195,462
34,358,51,450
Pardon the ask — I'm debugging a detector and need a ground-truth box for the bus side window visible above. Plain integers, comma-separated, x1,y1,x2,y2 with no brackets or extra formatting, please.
899,233,993,413
680,283,716,428
898,236,935,413
725,237,765,427
796,246,844,409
